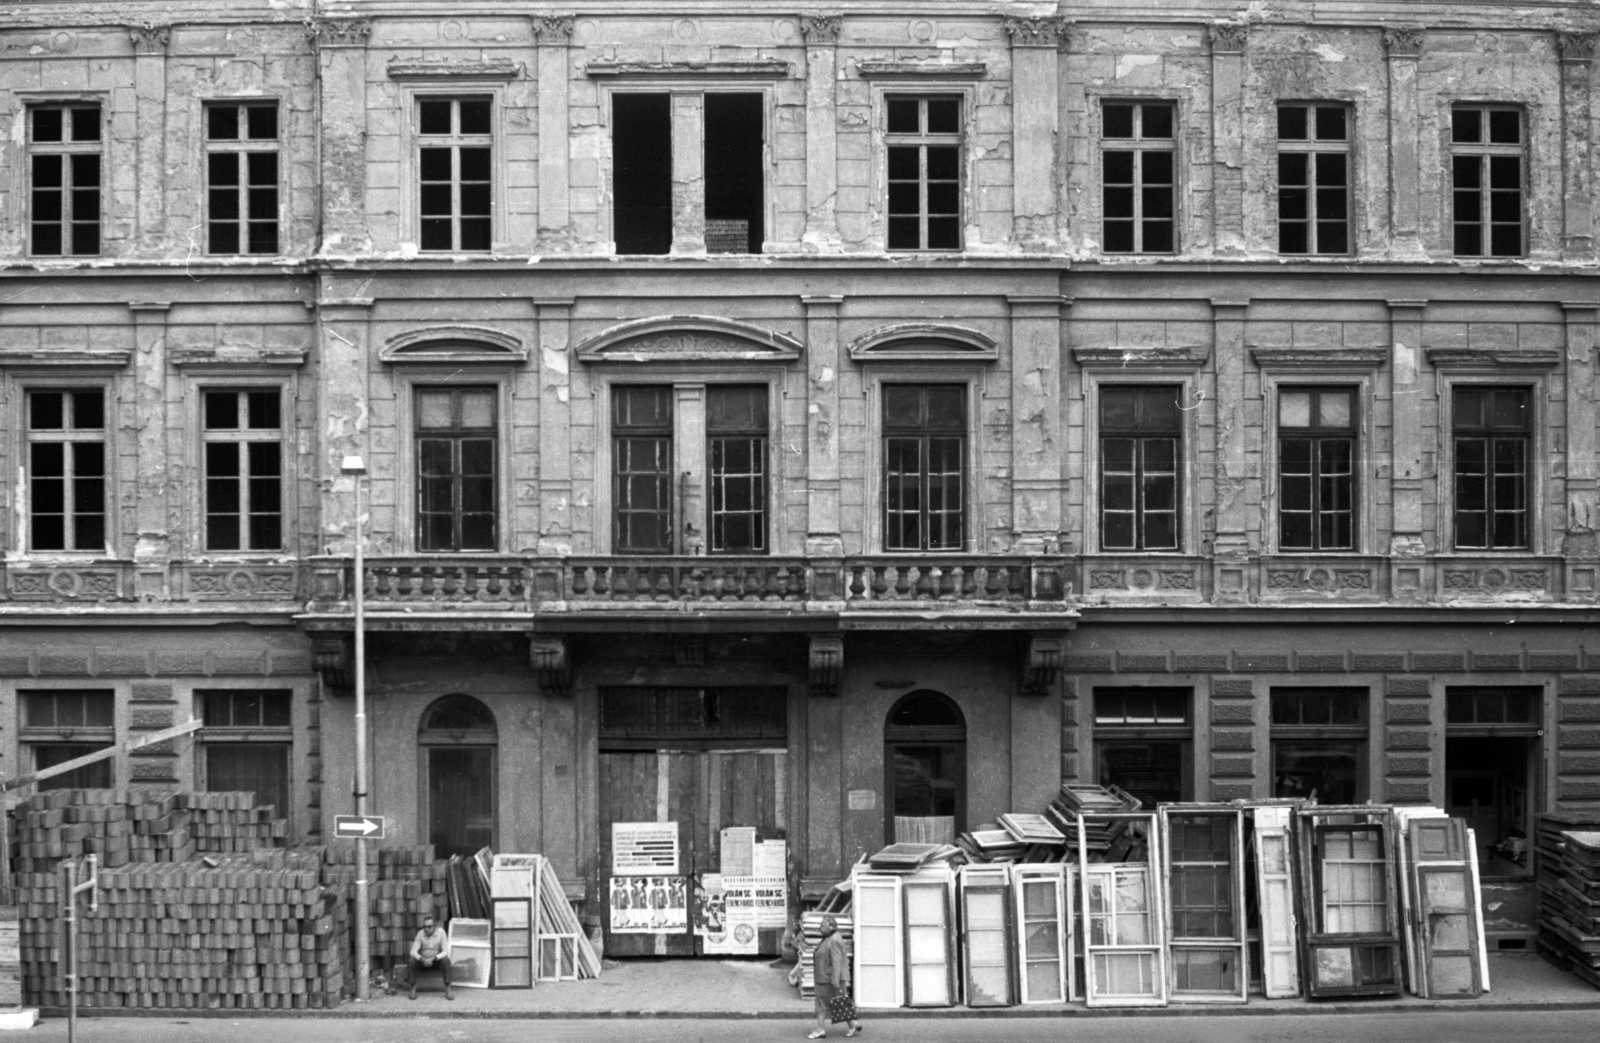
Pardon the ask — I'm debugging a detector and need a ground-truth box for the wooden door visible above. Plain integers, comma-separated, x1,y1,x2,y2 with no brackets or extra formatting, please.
960,866,1014,1007
853,874,905,1008
1251,807,1300,998
1013,864,1067,1004
1408,818,1483,999
904,877,956,1007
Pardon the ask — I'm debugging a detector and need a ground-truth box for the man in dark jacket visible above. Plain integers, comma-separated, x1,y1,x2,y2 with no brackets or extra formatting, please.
810,915,860,1038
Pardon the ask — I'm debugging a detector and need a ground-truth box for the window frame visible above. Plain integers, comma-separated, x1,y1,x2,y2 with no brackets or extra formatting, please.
196,687,294,823
400,87,507,255
26,101,104,258
1078,368,1200,557
1275,102,1353,257
414,384,501,553
1273,384,1360,553
201,100,282,257
198,386,287,554
1447,383,1533,552
392,370,512,554
17,686,117,790
869,83,976,255
22,384,111,556
881,382,969,553
1091,686,1195,806
883,93,964,253
1096,384,1184,554
1269,686,1370,805
1098,99,1179,256
861,367,985,554
1448,103,1526,259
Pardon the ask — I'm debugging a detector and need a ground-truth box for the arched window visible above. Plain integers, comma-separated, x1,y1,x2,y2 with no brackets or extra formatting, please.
884,690,966,845
418,695,498,858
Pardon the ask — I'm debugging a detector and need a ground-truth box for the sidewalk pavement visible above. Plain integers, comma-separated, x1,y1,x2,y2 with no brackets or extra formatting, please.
51,950,1600,1019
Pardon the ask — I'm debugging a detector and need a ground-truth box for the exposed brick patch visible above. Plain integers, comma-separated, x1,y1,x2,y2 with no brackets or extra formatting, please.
1211,729,1254,750
1386,780,1432,803
1210,781,1255,801
1561,700,1600,722
1212,678,1253,697
1472,653,1522,671
1296,653,1346,671
1211,701,1255,724
1531,653,1580,671
1235,654,1289,671
1561,676,1600,696
1210,754,1255,777
1386,676,1431,696
1067,652,1113,672
1386,728,1432,750
1117,652,1169,672
1354,654,1406,671
1387,754,1432,776
1385,700,1432,723
1413,653,1464,672
1176,654,1230,672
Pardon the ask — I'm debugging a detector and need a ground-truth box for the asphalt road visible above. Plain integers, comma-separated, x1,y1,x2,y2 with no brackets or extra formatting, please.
28,1011,1600,1043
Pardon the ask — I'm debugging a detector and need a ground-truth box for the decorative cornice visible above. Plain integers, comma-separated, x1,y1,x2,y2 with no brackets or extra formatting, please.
857,60,987,80
1208,24,1248,55
531,15,575,45
847,323,999,363
128,23,170,54
304,19,372,47
170,346,310,368
1004,17,1069,48
311,635,352,695
575,315,803,363
1560,32,1597,64
1072,345,1210,370
799,14,842,45
1384,27,1424,59
585,59,791,79
387,58,521,81
1424,346,1561,369
0,348,133,368
1250,346,1389,370
380,325,528,364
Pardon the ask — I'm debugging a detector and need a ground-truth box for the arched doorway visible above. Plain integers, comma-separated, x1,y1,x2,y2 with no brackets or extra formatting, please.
418,694,498,858
884,690,966,845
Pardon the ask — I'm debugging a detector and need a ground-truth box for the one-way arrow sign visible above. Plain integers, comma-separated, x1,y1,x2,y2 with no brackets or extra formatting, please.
333,815,386,840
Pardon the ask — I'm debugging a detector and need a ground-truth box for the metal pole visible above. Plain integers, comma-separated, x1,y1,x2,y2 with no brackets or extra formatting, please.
63,861,75,1043
353,471,370,1001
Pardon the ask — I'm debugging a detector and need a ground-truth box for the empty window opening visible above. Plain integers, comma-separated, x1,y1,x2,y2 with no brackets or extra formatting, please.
613,94,673,255
704,93,764,253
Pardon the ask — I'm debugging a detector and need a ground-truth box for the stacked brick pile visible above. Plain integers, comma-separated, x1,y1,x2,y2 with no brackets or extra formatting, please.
11,789,286,873
321,844,448,964
19,851,346,1009
179,792,288,855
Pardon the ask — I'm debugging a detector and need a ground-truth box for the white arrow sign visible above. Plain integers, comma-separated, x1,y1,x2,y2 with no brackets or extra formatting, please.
333,814,386,840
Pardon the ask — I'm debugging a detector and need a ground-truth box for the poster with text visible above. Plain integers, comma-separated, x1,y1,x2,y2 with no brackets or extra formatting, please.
611,821,680,875
722,875,789,930
695,873,760,955
609,875,689,934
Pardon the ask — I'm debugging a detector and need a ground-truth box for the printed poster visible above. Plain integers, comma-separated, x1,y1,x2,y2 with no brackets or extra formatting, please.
752,838,787,879
611,821,680,875
608,875,688,934
719,826,756,875
723,874,789,929
695,873,759,955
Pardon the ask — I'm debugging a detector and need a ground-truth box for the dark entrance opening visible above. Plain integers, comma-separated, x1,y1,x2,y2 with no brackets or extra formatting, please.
884,690,966,845
612,93,672,254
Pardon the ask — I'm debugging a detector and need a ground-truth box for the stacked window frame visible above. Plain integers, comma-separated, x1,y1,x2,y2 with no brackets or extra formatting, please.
885,96,962,252
202,389,284,552
1450,105,1524,258
1276,104,1351,255
416,96,493,252
1101,101,1176,254
29,105,102,257
204,102,281,255
1277,387,1357,552
1452,386,1530,550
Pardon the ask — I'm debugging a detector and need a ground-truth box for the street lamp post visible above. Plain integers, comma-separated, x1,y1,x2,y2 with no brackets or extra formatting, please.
341,455,371,1002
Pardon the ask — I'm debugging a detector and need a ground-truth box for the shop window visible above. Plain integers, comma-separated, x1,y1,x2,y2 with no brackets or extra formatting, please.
29,104,101,256
1276,104,1350,255
416,386,497,551
1445,686,1539,877
1451,105,1523,258
20,689,114,790
884,691,966,845
1452,387,1529,550
886,95,962,251
1093,687,1191,806
1101,101,1175,254
612,92,765,254
202,389,283,551
883,384,966,551
418,695,497,859
1271,687,1367,804
1277,387,1356,551
27,388,107,552
416,96,493,252
199,689,292,819
204,101,280,255
1099,386,1180,551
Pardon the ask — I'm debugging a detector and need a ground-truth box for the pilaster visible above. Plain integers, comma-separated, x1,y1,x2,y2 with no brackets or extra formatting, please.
801,15,842,251
316,295,374,554
671,92,706,256
1564,303,1599,599
536,298,576,555
1388,300,1428,560
534,16,575,251
130,24,170,256
1005,18,1067,249
1385,28,1425,258
804,295,844,557
1209,25,1247,256
1009,296,1068,552
1560,33,1596,259
1211,298,1252,598
308,20,373,255
129,302,171,598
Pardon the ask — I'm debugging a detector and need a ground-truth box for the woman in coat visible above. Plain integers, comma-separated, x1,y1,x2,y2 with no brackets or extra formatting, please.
809,915,861,1039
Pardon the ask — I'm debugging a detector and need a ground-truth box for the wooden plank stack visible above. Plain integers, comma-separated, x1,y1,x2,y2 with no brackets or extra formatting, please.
798,911,853,999
1536,813,1600,989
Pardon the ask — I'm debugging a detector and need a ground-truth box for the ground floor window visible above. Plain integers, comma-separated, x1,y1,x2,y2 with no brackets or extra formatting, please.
1092,687,1191,806
20,688,115,790
30,742,111,790
1271,687,1367,804
204,743,289,817
419,695,498,859
885,690,966,845
1445,686,1540,878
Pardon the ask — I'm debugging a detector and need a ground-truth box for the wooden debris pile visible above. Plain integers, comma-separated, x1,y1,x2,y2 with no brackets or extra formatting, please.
1537,813,1600,988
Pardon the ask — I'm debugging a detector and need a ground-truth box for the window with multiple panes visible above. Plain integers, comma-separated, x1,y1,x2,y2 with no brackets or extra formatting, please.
202,390,283,552
205,102,279,255
20,689,114,791
1093,687,1192,807
598,686,787,748
417,97,492,251
708,385,768,554
1451,105,1523,258
1277,104,1350,255
1099,385,1180,551
1278,387,1356,551
1446,686,1538,727
416,387,497,552
612,385,674,554
29,104,101,256
200,689,292,818
27,389,106,552
1452,387,1529,550
1101,101,1175,253
886,96,962,251
1271,687,1367,804
883,384,966,551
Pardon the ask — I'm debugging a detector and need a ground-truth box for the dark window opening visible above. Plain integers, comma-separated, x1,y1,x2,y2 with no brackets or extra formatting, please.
885,691,966,844
1101,101,1175,254
599,685,787,748
200,689,291,729
883,384,966,551
205,102,280,255
27,389,106,552
1452,387,1529,549
416,97,492,252
419,695,498,859
31,743,112,790
415,387,498,552
205,743,289,818
886,96,962,251
1278,387,1356,551
30,105,102,257
21,688,115,791
1451,106,1524,258
1276,104,1350,255
613,93,672,255
1100,385,1181,551
203,389,284,551
708,385,768,553
704,94,764,254
1272,687,1367,803
1093,687,1192,806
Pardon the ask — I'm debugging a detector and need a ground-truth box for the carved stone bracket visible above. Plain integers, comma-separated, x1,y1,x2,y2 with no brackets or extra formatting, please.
129,23,171,54
531,15,575,45
1021,633,1066,696
1004,17,1069,48
1384,27,1424,59
531,636,571,696
305,19,373,47
809,635,843,698
800,14,842,45
311,635,352,695
1561,32,1597,63
1208,24,1248,55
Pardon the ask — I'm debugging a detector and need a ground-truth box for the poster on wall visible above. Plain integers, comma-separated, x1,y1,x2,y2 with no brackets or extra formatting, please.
608,875,688,933
752,838,787,879
612,822,680,876
722,875,789,929
695,873,759,955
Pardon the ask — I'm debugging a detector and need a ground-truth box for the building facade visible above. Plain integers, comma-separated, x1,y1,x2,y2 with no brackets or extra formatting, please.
2,1,1598,934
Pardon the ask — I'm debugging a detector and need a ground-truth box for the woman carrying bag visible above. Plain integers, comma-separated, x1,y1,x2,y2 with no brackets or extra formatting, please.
809,915,862,1039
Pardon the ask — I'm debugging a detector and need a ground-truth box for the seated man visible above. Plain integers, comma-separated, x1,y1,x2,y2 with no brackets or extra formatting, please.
408,914,454,1000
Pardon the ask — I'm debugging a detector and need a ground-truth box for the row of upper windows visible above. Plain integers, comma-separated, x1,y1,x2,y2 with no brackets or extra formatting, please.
23,95,1529,259
13,381,1535,558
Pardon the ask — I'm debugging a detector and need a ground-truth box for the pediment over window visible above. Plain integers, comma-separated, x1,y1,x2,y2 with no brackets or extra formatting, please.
574,316,802,364
1423,346,1561,370
1250,346,1388,370
847,324,999,363
379,326,528,365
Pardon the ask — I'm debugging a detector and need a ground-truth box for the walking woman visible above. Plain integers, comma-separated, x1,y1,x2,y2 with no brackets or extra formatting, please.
809,915,861,1039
